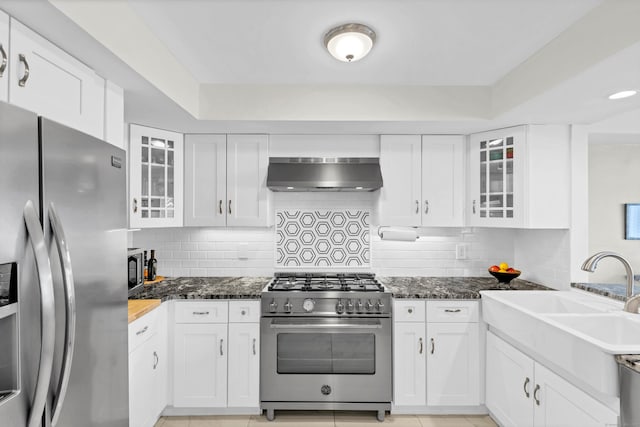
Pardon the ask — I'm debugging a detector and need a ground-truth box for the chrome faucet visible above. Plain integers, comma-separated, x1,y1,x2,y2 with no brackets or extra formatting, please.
581,251,640,313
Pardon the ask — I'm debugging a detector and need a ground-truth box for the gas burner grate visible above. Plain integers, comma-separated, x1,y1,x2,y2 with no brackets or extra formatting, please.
268,272,383,292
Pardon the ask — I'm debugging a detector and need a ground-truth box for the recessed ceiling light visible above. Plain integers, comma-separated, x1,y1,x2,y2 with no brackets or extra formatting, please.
608,90,637,100
324,23,376,63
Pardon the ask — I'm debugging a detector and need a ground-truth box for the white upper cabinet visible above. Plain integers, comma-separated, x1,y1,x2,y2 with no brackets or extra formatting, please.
8,18,104,138
467,125,570,228
129,124,184,228
0,11,8,102
378,135,422,226
421,136,464,227
226,134,269,227
379,135,464,227
184,134,227,227
184,134,269,227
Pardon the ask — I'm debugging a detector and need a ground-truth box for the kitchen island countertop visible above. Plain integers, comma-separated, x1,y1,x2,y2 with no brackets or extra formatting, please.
380,276,550,299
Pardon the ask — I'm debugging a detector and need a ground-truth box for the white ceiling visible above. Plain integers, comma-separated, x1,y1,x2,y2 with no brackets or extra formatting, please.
127,0,601,86
3,0,640,134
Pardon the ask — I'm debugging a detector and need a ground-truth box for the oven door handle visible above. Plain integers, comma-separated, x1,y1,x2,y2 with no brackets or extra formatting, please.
269,320,383,330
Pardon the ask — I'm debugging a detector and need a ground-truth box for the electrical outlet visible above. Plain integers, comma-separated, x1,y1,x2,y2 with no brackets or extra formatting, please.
237,243,249,259
455,243,468,260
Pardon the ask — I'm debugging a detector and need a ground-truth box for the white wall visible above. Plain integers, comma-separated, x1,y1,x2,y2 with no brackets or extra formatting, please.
131,191,520,279
514,229,571,289
588,142,640,283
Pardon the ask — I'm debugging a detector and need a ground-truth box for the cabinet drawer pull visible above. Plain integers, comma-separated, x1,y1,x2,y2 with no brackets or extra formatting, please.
192,311,209,316
219,200,223,215
415,200,419,214
220,338,224,356
533,384,541,406
472,199,476,214
430,338,435,354
133,198,138,214
18,54,30,87
523,377,531,398
424,200,429,214
228,200,232,215
241,310,246,315
418,337,423,354
407,308,413,314
444,309,462,313
136,326,148,336
0,43,6,77
252,338,256,355
153,351,158,369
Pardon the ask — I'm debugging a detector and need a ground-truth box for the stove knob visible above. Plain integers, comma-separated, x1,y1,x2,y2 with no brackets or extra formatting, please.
336,300,345,314
269,299,278,313
346,299,354,313
284,299,293,313
375,299,385,312
366,300,374,312
302,298,315,313
356,299,363,312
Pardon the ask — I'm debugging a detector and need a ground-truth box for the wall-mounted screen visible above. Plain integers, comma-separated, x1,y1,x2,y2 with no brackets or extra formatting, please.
625,204,640,240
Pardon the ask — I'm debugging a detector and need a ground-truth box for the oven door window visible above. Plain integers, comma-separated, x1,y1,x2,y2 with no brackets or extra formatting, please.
277,333,375,374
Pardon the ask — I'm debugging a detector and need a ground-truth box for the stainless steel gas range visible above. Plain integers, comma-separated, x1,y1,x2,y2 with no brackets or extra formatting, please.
260,273,391,421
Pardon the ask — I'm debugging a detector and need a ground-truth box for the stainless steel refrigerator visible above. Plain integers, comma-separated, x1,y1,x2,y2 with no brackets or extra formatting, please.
0,101,128,426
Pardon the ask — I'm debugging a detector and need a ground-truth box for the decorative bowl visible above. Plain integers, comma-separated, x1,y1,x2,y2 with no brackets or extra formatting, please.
488,269,521,284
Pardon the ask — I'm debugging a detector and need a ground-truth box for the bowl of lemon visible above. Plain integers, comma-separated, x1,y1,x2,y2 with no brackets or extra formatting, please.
488,262,521,283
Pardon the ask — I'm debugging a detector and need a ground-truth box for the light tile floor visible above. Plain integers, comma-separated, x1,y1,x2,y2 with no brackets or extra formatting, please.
154,412,498,427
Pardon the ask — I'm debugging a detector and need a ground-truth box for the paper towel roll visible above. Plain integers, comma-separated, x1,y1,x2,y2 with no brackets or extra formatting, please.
379,228,418,241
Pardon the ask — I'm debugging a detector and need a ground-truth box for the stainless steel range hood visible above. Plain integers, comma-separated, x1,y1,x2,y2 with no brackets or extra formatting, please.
267,157,383,192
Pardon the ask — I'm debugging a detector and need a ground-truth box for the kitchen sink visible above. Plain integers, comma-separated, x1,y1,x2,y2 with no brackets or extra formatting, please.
483,290,611,314
481,290,627,396
546,313,640,353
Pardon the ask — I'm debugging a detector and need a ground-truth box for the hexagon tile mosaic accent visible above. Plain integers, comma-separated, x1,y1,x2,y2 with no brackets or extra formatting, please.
276,210,370,268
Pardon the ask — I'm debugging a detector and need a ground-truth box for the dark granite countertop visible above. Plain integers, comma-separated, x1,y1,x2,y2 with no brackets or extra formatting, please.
129,276,551,302
570,282,638,302
379,277,550,299
129,277,270,301
617,355,640,374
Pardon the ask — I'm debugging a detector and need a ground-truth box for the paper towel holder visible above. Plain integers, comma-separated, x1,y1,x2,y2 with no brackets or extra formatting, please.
376,226,419,241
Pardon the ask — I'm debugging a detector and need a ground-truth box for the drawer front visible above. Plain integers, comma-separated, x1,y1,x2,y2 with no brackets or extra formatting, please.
229,300,261,323
128,307,158,353
393,300,426,322
174,301,228,324
426,300,479,323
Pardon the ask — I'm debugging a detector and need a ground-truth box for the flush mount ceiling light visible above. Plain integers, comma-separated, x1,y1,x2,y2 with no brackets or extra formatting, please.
324,23,376,62
608,90,638,100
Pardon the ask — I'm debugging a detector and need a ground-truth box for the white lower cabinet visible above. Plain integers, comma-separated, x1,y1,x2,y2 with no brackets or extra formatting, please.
128,305,167,427
227,323,260,407
426,322,480,406
486,331,617,427
393,300,481,409
171,300,260,410
173,322,228,407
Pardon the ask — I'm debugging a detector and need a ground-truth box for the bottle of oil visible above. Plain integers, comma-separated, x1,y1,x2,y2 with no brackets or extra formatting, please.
147,249,157,281
143,250,148,281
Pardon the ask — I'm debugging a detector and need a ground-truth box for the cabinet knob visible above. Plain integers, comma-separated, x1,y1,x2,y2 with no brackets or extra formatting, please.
418,337,423,354
228,200,232,215
424,200,429,214
219,200,223,215
241,310,246,315
415,200,419,214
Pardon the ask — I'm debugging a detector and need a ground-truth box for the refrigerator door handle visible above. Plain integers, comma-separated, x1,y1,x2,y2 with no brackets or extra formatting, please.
23,200,56,427
48,203,76,427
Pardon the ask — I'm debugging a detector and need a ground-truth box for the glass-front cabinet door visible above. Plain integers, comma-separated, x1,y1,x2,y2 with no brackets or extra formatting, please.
468,126,525,227
129,124,183,228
